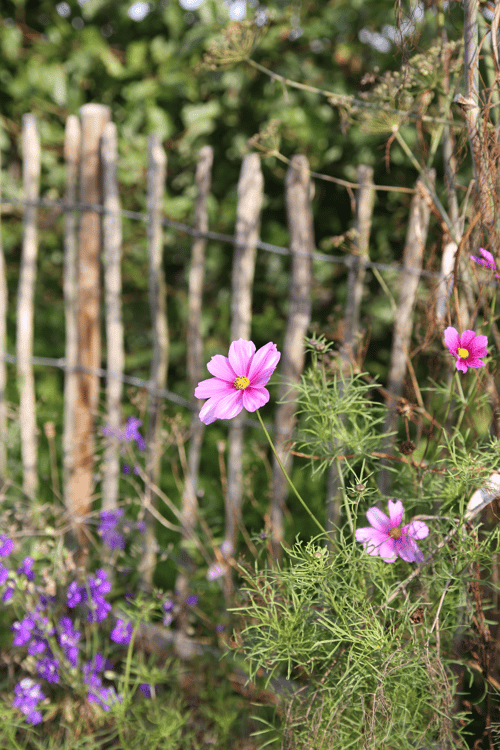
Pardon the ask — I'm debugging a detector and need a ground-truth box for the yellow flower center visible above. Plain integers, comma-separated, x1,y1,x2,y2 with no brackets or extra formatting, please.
458,348,469,359
233,376,250,390
388,527,402,540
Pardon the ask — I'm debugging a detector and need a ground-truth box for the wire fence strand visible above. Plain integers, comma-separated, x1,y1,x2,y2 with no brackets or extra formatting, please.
1,196,450,279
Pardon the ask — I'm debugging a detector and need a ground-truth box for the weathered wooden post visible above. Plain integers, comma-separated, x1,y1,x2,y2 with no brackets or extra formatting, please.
17,114,41,501
326,165,375,542
139,133,168,588
177,145,213,618
225,153,263,581
70,103,111,564
271,155,314,562
378,172,434,495
63,114,80,520
101,121,124,511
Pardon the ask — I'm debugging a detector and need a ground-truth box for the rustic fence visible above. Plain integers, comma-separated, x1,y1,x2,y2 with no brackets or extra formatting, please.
0,104,480,582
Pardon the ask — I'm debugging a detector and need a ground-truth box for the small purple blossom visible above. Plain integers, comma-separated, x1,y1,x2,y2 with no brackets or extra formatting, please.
88,685,122,711
444,327,488,373
67,580,83,608
37,657,59,684
110,619,133,645
0,564,9,585
355,499,429,563
12,678,45,725
139,684,153,697
0,535,14,557
98,509,126,551
3,585,15,601
17,557,35,581
58,616,81,667
12,615,35,646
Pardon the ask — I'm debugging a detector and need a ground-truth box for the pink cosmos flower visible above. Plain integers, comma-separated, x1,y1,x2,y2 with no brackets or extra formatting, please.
194,339,281,425
355,499,429,563
470,247,499,278
444,327,488,374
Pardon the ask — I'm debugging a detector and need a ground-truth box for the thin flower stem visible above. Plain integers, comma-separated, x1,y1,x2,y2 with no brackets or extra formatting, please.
256,409,326,535
335,455,354,537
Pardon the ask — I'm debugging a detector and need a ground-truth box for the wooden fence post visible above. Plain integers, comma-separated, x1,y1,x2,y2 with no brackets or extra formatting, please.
225,153,263,572
17,114,40,501
176,145,213,614
139,133,168,588
271,155,314,562
63,115,80,519
70,103,110,564
101,121,124,511
378,172,434,495
0,143,7,480
326,165,374,543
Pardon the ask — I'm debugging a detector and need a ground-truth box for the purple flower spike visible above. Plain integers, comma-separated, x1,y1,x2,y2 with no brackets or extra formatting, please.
355,499,429,563
195,339,281,425
13,678,45,725
110,619,133,645
0,535,14,557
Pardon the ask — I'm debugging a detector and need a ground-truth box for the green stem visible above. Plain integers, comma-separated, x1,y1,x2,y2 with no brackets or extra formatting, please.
256,409,326,535
335,455,353,537
439,370,458,446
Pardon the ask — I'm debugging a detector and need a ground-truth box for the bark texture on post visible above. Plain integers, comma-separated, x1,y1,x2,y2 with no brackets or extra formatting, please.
63,115,81,519
327,165,375,543
0,145,7,480
71,103,111,562
339,165,375,366
101,121,124,511
139,133,168,588
225,153,263,562
177,145,213,618
271,155,314,562
378,172,434,495
17,114,41,501
459,0,495,227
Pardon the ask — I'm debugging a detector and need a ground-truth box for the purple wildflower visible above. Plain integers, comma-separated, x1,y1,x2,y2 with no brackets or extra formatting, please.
67,580,83,608
17,557,35,581
12,678,45,725
58,617,81,667
139,684,153,697
98,509,126,551
0,564,9,585
110,619,133,645
0,535,14,557
12,614,36,647
37,657,59,684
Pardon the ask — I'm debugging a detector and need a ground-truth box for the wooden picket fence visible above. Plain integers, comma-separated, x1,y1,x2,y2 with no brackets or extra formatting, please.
0,104,462,583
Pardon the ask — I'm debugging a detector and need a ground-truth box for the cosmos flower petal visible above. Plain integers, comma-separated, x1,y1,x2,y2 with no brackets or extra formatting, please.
387,499,404,526
444,327,460,354
247,342,281,383
195,378,234,399
470,335,488,354
398,537,424,563
211,391,244,421
228,339,256,377
407,520,429,539
206,355,236,382
366,506,390,532
377,539,398,562
466,358,486,369
355,527,388,555
479,247,496,265
459,330,478,350
241,386,270,412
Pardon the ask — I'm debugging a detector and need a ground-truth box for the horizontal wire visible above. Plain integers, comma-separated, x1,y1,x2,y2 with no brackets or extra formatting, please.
0,196,451,279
